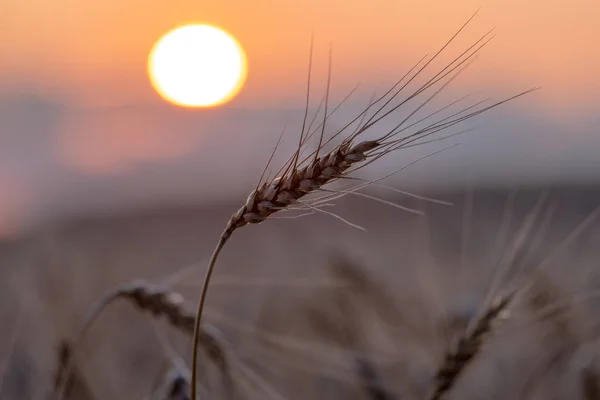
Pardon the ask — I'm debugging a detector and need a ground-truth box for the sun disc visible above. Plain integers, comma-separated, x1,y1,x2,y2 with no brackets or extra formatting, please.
148,24,247,107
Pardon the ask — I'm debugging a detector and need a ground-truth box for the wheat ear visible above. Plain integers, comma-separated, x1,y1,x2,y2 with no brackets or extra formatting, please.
54,280,229,400
190,11,538,398
427,192,558,399
427,293,512,400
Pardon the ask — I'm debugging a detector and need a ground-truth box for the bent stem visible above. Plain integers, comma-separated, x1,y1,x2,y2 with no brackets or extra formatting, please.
191,226,235,400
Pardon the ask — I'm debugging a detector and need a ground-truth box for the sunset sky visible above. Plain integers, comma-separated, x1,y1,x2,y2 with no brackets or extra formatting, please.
1,0,599,235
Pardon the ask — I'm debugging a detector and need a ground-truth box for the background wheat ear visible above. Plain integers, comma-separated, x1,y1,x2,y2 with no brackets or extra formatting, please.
54,280,230,400
515,270,597,399
426,292,512,400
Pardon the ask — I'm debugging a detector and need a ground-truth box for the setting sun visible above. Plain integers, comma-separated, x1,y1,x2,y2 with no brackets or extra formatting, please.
148,24,247,108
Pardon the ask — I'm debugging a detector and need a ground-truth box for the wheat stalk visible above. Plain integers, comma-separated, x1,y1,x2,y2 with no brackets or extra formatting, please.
190,11,538,398
54,280,229,400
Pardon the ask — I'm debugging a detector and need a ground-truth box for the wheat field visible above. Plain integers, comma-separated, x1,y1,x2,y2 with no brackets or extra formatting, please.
1,185,600,399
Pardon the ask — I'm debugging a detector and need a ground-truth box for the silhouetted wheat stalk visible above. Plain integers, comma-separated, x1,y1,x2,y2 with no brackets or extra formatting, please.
189,10,537,398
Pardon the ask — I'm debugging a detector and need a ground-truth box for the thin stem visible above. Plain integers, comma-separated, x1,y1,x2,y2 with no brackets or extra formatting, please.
191,228,234,400
55,286,127,400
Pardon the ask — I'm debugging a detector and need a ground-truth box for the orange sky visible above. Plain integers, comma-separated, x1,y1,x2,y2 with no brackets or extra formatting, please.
2,0,599,110
1,0,600,236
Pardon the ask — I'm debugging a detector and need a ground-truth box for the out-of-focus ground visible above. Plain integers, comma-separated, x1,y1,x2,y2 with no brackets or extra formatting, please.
1,184,600,399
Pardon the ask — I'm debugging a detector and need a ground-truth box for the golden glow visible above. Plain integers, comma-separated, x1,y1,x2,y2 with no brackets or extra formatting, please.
148,24,247,107
4,1,600,109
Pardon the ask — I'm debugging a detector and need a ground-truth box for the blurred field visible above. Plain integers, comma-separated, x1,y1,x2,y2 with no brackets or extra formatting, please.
1,184,600,399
